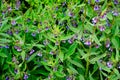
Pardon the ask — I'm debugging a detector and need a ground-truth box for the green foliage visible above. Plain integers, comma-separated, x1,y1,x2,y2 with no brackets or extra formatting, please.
0,0,120,80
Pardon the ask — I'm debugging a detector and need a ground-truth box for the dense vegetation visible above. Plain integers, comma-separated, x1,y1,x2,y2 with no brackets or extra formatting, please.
0,0,120,80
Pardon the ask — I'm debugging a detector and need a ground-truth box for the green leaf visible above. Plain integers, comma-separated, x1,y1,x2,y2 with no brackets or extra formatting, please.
68,58,84,69
0,53,7,57
90,53,106,64
97,62,111,73
0,39,11,43
65,42,77,59
68,66,78,74
112,37,119,49
86,5,94,18
21,51,26,61
58,52,64,62
55,71,65,77
92,34,101,45
27,52,37,63
107,13,113,20
0,33,11,38
78,75,85,80
60,34,74,40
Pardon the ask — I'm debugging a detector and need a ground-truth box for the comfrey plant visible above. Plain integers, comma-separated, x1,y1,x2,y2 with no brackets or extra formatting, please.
0,0,120,80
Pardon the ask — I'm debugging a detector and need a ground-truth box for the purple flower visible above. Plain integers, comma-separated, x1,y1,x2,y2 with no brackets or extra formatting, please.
31,32,36,37
24,74,28,80
16,0,21,10
2,11,6,15
45,26,49,30
62,40,66,43
100,13,107,19
11,20,16,26
49,51,54,55
66,76,72,80
95,0,100,2
66,26,69,30
15,30,19,34
99,26,105,31
94,5,99,11
73,34,78,40
80,37,84,41
43,40,49,46
27,18,31,22
68,39,73,44
5,76,9,80
4,46,9,48
55,41,59,45
25,29,28,33
92,17,98,24
112,11,119,16
68,12,74,17
14,46,22,52
106,61,112,68
29,49,35,55
14,69,18,74
106,19,111,27
0,46,3,48
114,0,119,4
8,7,12,11
95,44,99,48
105,40,110,48
37,52,42,57
84,40,91,46
109,47,113,52
7,30,13,35
0,23,2,27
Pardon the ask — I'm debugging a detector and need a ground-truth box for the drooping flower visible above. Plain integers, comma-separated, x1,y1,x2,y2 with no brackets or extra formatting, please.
7,30,13,35
24,74,28,80
105,39,110,48
99,26,105,31
94,5,99,11
68,12,74,17
95,0,100,2
29,49,35,55
84,40,91,46
37,52,42,57
8,7,12,12
14,46,22,52
45,26,49,30
16,0,21,10
11,20,16,26
5,76,9,80
95,44,100,48
4,45,9,48
92,17,98,24
108,47,113,52
31,32,36,37
55,41,59,45
14,69,18,74
112,11,119,16
68,39,73,44
106,61,112,68
49,51,54,55
106,18,111,27
62,40,66,43
43,39,49,46
114,0,119,4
